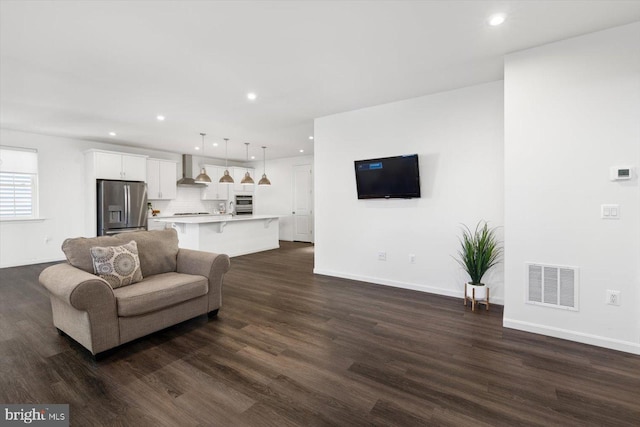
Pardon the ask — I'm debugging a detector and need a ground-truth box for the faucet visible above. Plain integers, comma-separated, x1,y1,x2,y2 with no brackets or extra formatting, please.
229,201,234,215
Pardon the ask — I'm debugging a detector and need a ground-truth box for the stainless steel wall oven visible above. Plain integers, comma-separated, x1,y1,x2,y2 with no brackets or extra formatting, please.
235,195,253,215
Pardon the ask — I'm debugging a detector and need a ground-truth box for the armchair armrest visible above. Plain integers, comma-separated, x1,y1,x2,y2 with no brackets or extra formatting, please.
176,249,230,312
39,263,115,310
39,263,119,354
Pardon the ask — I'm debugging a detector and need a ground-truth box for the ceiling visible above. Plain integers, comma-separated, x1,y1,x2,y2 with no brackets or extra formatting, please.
1,1,639,161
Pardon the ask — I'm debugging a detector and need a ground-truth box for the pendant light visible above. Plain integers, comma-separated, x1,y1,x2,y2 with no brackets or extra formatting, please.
194,133,212,183
258,146,271,186
241,143,255,185
219,138,234,184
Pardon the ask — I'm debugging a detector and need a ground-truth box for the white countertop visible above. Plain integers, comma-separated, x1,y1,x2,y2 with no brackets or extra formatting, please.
150,214,224,219
152,214,279,224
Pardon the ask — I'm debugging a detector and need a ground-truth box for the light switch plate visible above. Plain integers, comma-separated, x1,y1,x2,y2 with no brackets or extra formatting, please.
601,204,620,219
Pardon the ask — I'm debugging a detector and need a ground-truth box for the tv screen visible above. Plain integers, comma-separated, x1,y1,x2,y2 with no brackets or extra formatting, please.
354,154,421,199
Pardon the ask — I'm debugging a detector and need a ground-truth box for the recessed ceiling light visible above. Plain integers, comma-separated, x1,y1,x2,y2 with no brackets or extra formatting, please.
156,115,165,121
195,146,200,150
213,142,218,147
299,149,304,153
308,136,314,140
247,92,257,101
488,14,506,26
109,132,116,137
251,156,256,160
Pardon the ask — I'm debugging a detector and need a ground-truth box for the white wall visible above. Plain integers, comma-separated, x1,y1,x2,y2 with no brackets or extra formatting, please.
503,22,640,354
250,155,314,241
314,81,505,302
1,130,86,267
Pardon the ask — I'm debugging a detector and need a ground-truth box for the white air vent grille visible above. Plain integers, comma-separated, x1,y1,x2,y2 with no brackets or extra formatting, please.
526,263,578,311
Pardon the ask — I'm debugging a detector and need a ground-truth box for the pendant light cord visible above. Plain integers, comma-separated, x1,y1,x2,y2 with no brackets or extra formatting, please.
224,138,229,168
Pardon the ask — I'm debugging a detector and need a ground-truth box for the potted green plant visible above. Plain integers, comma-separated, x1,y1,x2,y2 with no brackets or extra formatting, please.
455,221,502,310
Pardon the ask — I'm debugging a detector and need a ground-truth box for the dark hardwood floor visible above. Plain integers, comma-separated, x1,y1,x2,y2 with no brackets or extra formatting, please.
1,241,639,426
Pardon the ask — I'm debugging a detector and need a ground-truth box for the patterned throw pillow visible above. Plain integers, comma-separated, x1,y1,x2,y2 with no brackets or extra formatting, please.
90,240,143,288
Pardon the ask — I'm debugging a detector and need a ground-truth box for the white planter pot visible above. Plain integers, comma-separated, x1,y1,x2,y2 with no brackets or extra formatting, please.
464,283,490,311
465,283,488,301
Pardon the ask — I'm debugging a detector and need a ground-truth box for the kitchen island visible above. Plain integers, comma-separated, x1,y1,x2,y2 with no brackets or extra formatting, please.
153,215,279,257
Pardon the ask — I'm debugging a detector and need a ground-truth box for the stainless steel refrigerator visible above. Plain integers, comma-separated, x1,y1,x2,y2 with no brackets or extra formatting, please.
97,180,148,236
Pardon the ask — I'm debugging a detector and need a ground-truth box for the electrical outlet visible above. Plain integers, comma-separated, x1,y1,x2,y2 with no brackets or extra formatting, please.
606,290,620,306
378,251,387,261
409,254,416,264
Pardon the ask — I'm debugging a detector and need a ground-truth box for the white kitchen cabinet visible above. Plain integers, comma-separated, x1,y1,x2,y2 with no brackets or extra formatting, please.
93,151,147,181
232,166,256,193
147,159,177,200
201,165,229,200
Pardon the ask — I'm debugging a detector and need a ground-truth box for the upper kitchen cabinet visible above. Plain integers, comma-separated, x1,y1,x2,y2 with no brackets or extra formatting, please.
147,159,177,200
201,165,229,201
232,166,256,193
90,150,147,181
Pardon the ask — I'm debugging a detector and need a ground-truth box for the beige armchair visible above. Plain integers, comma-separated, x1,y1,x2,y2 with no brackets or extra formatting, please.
39,229,230,356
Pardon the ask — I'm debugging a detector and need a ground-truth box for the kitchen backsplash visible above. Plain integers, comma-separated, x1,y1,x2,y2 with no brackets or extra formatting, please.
148,186,229,216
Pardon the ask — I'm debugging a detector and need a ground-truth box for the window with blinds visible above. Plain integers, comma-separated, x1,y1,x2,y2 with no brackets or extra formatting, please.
0,147,38,220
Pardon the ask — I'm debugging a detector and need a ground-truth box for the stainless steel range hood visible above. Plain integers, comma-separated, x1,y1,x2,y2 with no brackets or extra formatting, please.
177,154,206,186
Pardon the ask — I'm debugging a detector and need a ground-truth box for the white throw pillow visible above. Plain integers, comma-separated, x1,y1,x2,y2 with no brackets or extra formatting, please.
90,240,143,288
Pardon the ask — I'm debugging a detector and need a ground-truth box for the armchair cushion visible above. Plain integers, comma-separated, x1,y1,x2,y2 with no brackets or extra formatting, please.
112,272,208,317
90,240,143,288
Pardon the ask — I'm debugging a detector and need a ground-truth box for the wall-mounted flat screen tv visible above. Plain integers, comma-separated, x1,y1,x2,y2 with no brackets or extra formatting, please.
354,154,421,199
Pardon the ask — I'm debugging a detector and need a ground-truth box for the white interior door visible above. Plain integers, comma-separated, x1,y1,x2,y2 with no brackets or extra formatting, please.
293,164,313,242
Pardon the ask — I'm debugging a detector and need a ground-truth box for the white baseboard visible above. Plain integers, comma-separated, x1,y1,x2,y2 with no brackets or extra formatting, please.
313,268,504,305
228,244,280,258
0,256,65,269
503,318,640,355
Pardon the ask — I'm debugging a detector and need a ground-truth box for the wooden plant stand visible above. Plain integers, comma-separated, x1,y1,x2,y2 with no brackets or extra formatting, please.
464,283,490,312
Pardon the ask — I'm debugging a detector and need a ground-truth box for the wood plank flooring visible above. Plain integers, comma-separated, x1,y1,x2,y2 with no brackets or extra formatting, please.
1,241,639,426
